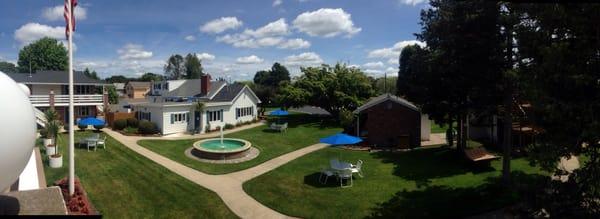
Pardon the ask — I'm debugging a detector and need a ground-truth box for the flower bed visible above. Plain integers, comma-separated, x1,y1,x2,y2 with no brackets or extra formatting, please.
54,177,98,215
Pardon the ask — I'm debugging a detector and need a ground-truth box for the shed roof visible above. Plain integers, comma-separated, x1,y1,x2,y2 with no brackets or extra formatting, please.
353,93,419,114
126,81,151,89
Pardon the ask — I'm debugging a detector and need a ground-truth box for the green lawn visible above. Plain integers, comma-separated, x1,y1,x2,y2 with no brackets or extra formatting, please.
138,114,342,174
243,146,546,218
42,131,236,218
430,121,457,133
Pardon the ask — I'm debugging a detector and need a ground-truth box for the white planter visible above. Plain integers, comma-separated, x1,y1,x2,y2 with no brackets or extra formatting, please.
49,155,63,168
43,138,53,147
46,145,57,156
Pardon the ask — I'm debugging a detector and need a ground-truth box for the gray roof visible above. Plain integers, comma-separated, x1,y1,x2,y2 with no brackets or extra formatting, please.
126,81,151,88
6,70,105,85
353,93,419,114
165,80,226,98
210,83,246,102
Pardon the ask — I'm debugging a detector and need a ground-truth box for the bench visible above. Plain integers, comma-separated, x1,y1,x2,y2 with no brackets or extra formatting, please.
464,147,499,166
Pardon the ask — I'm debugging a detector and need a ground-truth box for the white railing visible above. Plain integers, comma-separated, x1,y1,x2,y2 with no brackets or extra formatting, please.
33,107,46,127
29,94,104,106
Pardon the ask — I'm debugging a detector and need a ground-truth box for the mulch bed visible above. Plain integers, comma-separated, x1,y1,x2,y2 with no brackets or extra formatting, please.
116,130,160,137
54,177,98,215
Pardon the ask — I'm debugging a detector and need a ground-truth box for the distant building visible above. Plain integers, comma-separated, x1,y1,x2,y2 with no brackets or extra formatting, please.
353,94,431,148
112,83,125,97
125,81,151,99
7,70,107,125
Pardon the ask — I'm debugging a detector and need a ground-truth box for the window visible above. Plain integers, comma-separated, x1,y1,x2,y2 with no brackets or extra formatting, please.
138,112,151,121
207,110,222,122
236,106,253,119
76,106,91,117
170,112,188,124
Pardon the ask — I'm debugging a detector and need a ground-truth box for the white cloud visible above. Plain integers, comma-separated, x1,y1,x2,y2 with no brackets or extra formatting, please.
243,18,289,38
117,44,153,60
387,58,399,65
278,38,310,49
362,61,385,69
42,5,87,21
75,61,109,69
399,0,428,6
184,35,196,41
293,8,361,38
385,67,397,74
200,17,243,34
196,52,216,61
236,55,264,64
348,64,360,69
368,40,426,59
284,52,323,67
273,0,283,7
364,69,383,75
14,23,64,45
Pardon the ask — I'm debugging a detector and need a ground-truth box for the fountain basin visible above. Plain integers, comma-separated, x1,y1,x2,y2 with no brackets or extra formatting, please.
191,138,252,160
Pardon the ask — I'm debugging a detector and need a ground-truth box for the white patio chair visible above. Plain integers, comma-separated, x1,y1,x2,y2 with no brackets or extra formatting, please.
351,160,364,178
97,136,107,149
319,166,335,184
87,140,97,151
338,168,353,188
330,159,340,169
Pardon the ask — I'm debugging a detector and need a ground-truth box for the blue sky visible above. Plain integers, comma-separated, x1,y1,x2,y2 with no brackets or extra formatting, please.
0,0,429,80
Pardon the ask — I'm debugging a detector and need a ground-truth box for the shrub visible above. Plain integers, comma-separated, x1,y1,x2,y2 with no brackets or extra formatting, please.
78,124,88,130
126,118,139,128
39,128,48,138
224,123,235,130
138,120,158,135
93,124,105,130
113,119,127,130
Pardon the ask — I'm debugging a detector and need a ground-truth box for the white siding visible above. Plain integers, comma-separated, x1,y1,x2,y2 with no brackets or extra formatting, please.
161,106,192,135
420,114,431,141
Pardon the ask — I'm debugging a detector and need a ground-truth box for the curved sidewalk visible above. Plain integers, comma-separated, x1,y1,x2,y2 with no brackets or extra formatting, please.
104,127,327,218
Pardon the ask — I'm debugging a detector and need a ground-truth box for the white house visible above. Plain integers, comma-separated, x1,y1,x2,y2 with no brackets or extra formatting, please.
133,75,261,135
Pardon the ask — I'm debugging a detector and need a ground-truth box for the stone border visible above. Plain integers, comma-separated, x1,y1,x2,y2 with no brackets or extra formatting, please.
184,147,260,164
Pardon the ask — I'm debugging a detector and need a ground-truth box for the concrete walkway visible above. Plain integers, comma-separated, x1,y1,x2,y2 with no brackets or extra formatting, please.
103,124,326,219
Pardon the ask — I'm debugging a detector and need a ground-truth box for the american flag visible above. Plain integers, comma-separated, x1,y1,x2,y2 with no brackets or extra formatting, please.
64,0,78,39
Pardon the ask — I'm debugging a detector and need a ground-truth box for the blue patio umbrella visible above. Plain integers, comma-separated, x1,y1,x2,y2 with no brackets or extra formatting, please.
78,117,105,126
320,133,363,145
269,109,289,116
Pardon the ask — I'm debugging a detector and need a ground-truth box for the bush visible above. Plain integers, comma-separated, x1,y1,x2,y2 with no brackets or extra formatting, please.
138,120,158,135
93,124,105,130
78,124,88,130
39,128,48,138
113,119,127,130
224,123,235,130
126,118,139,128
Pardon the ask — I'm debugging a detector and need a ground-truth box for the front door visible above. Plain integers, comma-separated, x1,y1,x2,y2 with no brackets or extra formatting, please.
194,111,201,132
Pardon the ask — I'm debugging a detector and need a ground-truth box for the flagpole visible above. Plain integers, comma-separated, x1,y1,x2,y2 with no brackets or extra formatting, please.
67,0,75,196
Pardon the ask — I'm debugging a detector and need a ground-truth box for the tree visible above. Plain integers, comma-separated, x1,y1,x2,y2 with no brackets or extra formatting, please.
276,63,374,118
416,0,504,152
0,61,17,73
106,85,119,104
17,37,68,73
164,54,185,79
139,72,163,82
253,63,291,106
513,3,600,216
373,76,397,95
83,68,100,80
105,75,130,83
184,53,204,79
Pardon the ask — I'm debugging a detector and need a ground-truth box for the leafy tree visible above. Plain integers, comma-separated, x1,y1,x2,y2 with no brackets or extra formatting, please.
0,61,17,73
373,76,397,95
17,37,68,73
253,63,291,105
513,3,600,216
106,85,119,104
164,54,185,79
276,63,374,118
139,72,163,82
83,68,100,80
104,75,130,83
184,53,204,79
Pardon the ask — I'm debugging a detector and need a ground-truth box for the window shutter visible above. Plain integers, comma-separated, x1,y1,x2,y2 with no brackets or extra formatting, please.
187,113,190,122
171,114,174,124
149,112,151,122
220,109,223,122
206,111,209,123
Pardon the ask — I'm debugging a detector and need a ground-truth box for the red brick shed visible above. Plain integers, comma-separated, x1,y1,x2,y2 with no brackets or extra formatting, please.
353,94,429,148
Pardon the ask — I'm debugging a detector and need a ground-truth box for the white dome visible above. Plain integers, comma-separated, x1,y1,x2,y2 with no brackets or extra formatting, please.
0,71,36,190
18,83,31,96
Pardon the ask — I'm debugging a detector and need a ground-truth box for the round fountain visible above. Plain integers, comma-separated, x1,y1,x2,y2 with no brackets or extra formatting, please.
188,127,256,162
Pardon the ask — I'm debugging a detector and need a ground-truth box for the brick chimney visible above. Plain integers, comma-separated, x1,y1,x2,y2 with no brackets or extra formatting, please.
201,74,211,96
